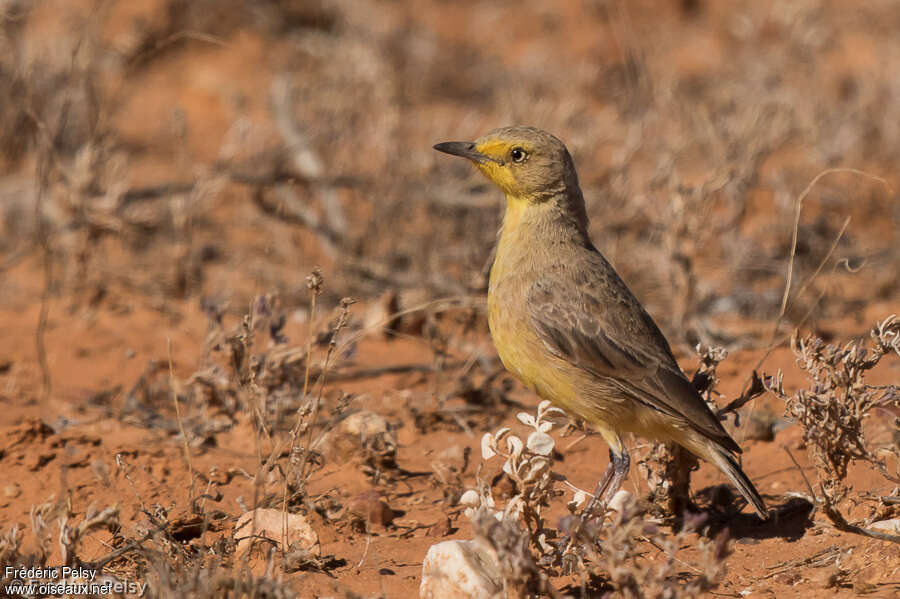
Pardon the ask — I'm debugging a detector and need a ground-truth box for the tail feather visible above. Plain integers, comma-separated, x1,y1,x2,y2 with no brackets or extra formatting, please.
709,445,768,519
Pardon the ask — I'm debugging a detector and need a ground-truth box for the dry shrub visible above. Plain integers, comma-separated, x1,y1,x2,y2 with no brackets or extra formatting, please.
461,402,731,598
766,315,900,540
469,509,546,598
0,499,301,599
1,502,140,591
109,274,359,588
585,506,729,599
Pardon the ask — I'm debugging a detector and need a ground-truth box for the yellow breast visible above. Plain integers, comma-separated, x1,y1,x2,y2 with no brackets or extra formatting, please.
487,207,579,413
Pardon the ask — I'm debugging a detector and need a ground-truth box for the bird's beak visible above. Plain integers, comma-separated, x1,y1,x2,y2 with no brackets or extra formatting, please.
433,141,497,165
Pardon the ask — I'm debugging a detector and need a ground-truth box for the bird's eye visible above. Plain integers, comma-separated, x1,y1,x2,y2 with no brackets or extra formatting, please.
510,147,527,163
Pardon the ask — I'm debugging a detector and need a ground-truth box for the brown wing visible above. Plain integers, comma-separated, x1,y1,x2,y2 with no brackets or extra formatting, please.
527,253,740,454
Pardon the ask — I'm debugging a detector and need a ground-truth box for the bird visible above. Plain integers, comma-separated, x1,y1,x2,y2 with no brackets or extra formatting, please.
434,126,767,519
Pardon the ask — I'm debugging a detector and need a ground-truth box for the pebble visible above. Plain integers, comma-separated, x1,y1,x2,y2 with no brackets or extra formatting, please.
420,540,503,599
234,508,320,558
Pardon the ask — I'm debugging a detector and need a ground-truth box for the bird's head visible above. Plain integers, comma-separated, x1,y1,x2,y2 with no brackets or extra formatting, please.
434,126,579,203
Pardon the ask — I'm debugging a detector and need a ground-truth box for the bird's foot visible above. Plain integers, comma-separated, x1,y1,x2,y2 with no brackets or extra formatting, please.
556,512,605,574
560,549,581,576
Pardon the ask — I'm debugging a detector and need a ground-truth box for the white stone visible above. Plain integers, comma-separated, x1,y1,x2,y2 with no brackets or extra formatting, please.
607,489,633,513
342,410,390,437
459,490,481,508
870,518,900,533
420,540,503,599
234,508,320,558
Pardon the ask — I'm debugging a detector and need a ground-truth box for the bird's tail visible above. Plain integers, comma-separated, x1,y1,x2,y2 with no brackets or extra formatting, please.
708,444,768,519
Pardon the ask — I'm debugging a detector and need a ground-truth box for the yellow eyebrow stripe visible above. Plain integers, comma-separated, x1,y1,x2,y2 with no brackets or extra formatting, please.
475,140,512,160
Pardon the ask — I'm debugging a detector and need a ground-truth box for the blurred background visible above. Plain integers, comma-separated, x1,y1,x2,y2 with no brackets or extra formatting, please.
2,0,899,352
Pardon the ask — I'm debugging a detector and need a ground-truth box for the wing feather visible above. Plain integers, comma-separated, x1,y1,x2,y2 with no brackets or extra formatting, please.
527,260,740,453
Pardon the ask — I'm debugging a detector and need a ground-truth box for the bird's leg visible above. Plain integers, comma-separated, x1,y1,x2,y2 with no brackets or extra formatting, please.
604,445,631,506
560,444,632,572
580,446,631,521
560,429,633,574
579,449,616,520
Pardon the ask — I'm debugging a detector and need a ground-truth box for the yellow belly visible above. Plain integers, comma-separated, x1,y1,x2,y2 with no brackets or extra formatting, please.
487,282,637,434
487,292,580,412
487,201,616,425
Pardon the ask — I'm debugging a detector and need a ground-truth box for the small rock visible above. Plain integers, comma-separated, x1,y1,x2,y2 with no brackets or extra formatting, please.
342,411,389,438
431,445,469,489
433,445,468,474
812,564,843,588
395,288,429,335
234,508,320,558
349,490,399,527
870,518,900,533
852,580,878,595
437,444,467,464
363,291,399,338
774,571,801,585
607,489,633,513
427,517,454,538
420,540,503,599
744,411,778,442
3,484,21,498
315,411,397,467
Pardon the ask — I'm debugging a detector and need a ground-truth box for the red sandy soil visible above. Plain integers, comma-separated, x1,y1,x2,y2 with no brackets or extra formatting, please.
1,283,898,597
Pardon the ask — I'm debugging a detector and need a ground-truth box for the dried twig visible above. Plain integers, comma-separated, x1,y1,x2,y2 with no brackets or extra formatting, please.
167,338,195,505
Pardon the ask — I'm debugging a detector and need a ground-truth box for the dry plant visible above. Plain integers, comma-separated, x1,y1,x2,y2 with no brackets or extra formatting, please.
466,401,571,555
58,506,121,567
210,270,360,572
457,400,573,597
766,314,900,542
0,501,161,593
77,275,356,591
468,508,550,598
280,277,356,551
459,401,732,598
580,505,730,599
122,271,359,578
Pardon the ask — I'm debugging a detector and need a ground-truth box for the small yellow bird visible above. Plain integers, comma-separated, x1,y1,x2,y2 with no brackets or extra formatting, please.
435,126,767,519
